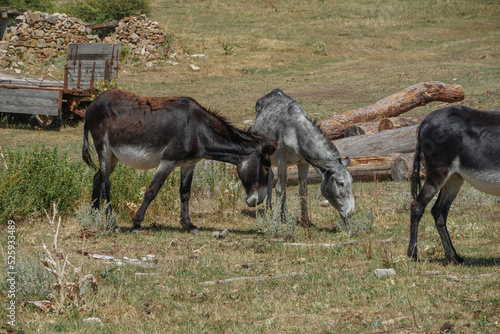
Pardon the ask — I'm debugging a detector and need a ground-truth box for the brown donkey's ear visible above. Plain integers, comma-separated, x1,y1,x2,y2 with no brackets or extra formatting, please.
261,141,278,158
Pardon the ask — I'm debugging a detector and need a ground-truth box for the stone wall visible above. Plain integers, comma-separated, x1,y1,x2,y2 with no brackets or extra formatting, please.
103,15,173,61
0,11,173,68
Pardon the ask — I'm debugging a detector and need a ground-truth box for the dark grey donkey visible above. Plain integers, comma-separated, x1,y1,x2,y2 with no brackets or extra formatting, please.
251,89,355,226
408,105,500,263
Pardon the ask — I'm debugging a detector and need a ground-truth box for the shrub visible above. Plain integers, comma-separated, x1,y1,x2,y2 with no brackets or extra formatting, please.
77,200,116,235
256,197,297,240
60,0,151,24
0,145,91,223
0,0,56,12
336,211,376,237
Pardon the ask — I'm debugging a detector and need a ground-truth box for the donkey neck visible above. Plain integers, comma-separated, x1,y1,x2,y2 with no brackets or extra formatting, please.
200,125,260,165
297,120,341,170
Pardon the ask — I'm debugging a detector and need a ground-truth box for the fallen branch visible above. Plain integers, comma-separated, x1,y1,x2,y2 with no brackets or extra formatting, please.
318,81,464,140
283,241,358,247
87,253,156,268
200,272,303,285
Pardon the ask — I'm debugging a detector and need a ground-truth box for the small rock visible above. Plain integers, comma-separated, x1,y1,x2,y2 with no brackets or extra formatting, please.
83,317,103,326
165,60,179,66
212,229,229,239
243,120,253,125
374,268,397,277
190,64,200,71
320,200,330,207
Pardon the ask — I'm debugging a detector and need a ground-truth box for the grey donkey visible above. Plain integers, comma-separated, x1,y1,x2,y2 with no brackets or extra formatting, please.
251,89,355,226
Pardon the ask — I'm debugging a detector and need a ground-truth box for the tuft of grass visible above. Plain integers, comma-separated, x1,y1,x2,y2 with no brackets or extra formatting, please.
313,41,328,55
256,197,297,240
77,201,116,236
336,211,376,237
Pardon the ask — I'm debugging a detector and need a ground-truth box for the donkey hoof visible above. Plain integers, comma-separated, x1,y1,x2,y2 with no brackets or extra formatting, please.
451,255,465,265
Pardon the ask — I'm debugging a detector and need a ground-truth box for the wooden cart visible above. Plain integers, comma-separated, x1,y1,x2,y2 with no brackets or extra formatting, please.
0,43,120,127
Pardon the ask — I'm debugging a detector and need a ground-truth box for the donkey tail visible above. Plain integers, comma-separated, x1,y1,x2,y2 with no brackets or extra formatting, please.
411,139,422,199
82,124,97,170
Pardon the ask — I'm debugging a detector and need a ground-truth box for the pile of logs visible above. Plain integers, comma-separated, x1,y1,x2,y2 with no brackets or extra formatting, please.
285,81,465,184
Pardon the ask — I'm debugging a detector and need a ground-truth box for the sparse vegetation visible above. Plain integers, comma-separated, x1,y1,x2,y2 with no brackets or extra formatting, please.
313,41,328,56
256,197,297,240
0,0,499,332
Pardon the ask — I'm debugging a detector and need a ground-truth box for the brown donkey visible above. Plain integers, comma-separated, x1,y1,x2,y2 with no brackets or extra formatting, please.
82,89,277,234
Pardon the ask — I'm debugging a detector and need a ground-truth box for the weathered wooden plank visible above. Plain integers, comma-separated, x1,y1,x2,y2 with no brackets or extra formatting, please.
66,59,119,89
0,87,59,115
66,43,121,61
0,74,63,88
66,61,117,70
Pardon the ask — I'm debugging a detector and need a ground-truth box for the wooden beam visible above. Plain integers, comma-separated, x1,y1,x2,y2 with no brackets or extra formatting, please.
0,87,60,116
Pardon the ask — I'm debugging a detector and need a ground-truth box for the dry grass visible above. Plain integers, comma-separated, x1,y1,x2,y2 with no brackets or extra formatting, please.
2,181,499,333
1,0,499,332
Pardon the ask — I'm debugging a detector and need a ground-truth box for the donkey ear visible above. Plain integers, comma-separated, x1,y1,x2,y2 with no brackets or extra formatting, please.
342,157,351,167
261,141,278,158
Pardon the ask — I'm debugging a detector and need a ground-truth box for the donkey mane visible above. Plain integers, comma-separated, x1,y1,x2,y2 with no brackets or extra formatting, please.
204,108,271,151
309,117,341,158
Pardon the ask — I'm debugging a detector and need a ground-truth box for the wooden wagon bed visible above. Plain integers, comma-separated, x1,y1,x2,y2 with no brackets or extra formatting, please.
0,43,120,123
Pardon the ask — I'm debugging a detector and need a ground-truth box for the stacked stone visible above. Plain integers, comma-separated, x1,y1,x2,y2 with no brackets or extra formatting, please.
103,15,172,61
2,11,100,61
0,11,173,69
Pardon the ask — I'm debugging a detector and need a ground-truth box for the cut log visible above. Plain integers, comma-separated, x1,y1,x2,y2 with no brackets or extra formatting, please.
279,153,421,184
334,125,419,158
378,116,425,131
344,121,379,137
318,81,464,140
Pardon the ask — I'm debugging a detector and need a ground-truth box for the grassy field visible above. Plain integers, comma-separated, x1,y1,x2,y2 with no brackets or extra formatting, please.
1,0,500,333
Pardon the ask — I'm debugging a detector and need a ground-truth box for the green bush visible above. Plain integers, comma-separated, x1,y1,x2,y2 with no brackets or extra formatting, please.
0,0,56,12
0,145,91,223
61,0,150,24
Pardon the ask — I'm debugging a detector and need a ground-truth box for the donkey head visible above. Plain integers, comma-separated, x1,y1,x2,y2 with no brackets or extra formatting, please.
315,158,355,220
237,142,277,207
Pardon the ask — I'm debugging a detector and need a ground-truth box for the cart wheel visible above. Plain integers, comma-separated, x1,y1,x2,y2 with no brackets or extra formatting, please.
32,115,58,129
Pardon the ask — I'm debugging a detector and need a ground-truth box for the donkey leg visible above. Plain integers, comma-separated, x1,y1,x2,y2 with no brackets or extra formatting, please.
131,160,176,231
430,174,464,264
275,154,288,222
91,171,102,209
408,178,446,260
297,161,311,227
265,167,274,210
179,164,199,233
99,156,118,228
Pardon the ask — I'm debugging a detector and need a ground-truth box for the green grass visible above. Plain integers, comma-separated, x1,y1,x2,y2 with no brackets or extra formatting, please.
0,0,499,332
